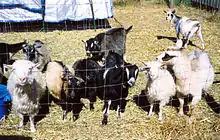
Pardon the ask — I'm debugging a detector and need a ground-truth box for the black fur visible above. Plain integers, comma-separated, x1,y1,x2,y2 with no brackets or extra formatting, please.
72,58,103,110
84,26,133,61
0,40,26,70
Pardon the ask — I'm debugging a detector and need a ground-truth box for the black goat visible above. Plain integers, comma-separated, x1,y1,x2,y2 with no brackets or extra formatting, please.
0,40,26,71
72,58,103,110
101,52,139,125
83,26,133,61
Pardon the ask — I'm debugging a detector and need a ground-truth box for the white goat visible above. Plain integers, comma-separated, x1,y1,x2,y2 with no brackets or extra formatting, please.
164,10,205,49
156,45,214,116
141,61,176,120
6,60,46,132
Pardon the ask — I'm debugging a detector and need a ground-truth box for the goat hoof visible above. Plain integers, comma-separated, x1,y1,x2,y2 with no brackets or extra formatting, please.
158,117,162,121
102,119,108,125
15,124,24,129
30,128,36,133
177,111,184,117
90,108,94,111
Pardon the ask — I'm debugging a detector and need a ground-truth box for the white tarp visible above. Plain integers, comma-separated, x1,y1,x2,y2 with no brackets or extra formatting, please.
0,0,42,22
44,0,113,22
0,0,113,23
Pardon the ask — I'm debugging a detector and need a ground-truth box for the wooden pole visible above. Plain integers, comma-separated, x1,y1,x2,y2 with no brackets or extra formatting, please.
89,0,96,31
168,0,174,8
41,0,46,32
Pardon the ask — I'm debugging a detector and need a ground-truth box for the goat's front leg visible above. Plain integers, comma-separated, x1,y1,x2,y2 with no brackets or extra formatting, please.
148,104,153,118
189,95,201,116
176,31,181,41
178,98,184,116
89,94,96,110
62,110,68,120
158,101,166,121
29,115,36,132
62,102,71,120
117,99,126,118
102,100,111,125
17,114,24,129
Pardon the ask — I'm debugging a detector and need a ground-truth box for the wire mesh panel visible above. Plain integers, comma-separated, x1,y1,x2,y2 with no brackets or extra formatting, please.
192,0,220,9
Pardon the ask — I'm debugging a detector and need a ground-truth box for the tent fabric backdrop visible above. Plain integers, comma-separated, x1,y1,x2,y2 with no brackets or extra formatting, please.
0,0,113,23
0,0,42,22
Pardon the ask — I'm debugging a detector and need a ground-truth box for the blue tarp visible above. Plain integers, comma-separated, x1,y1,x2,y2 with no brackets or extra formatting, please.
0,84,11,102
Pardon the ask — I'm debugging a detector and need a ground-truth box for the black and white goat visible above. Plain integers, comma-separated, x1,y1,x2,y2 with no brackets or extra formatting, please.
101,52,139,125
23,40,51,72
164,10,204,49
82,26,133,61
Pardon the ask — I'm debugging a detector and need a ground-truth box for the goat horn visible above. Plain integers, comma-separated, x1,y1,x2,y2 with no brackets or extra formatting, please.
140,61,147,66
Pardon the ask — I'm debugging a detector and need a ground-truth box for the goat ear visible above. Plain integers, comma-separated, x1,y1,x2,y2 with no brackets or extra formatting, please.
162,53,176,61
3,64,13,78
142,62,149,67
139,67,147,72
163,10,167,13
81,40,85,43
82,40,87,47
24,39,28,44
139,62,150,72
172,10,176,14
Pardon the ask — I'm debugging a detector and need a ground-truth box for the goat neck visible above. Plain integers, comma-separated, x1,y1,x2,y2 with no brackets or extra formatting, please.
172,15,181,25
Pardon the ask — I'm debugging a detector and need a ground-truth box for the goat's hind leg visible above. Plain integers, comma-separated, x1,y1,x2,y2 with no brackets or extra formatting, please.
184,31,194,49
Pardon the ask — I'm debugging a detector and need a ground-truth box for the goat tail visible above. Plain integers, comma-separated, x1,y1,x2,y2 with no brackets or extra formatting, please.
126,25,133,34
202,90,220,114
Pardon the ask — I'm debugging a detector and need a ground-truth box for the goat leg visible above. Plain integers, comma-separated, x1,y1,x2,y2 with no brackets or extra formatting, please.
29,115,36,132
148,104,153,118
17,114,24,129
178,98,184,116
189,95,201,117
102,100,111,125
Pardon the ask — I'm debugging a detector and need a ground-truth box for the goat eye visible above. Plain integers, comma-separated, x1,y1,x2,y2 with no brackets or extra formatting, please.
94,41,98,44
